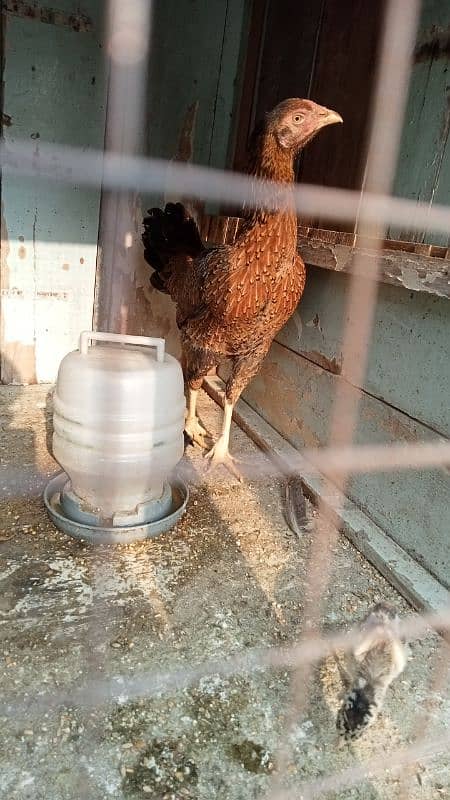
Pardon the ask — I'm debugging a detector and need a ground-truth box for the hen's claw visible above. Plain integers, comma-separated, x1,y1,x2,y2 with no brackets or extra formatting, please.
204,437,244,482
184,417,213,450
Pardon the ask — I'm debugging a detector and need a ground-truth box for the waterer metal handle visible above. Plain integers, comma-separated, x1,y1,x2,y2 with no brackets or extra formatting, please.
79,331,165,363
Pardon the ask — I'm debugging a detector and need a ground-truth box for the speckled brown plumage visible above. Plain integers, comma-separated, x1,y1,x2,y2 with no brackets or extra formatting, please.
142,98,342,472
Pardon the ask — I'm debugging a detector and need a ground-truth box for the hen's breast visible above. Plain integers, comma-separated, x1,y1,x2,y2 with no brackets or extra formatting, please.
183,211,306,357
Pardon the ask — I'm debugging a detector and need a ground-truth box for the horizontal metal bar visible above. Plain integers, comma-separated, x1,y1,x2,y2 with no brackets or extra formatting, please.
2,139,450,237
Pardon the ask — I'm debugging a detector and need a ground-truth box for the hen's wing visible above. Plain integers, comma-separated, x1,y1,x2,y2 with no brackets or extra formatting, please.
201,217,286,322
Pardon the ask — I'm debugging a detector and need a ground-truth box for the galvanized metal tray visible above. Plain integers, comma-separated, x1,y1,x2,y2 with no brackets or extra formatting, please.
44,472,189,544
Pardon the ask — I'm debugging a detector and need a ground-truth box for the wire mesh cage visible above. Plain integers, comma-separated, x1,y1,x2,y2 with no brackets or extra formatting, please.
0,0,449,797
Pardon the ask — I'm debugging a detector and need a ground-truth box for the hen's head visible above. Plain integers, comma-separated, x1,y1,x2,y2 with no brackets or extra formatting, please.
266,98,343,152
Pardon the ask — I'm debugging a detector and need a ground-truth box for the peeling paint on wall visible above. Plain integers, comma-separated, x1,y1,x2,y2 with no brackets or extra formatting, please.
415,25,450,62
4,1,93,32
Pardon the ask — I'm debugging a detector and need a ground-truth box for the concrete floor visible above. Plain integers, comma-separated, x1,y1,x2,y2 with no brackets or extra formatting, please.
0,385,449,800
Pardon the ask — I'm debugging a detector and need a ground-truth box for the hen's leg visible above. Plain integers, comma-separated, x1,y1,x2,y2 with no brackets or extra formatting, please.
204,398,242,477
205,344,269,480
184,386,213,449
183,344,217,449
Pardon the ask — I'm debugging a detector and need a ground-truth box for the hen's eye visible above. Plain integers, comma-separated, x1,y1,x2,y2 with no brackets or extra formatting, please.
293,114,304,124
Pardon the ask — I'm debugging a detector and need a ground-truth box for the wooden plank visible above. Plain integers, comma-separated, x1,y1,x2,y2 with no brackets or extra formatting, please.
231,0,324,218
253,0,324,125
299,0,385,230
204,376,450,613
208,0,251,171
146,0,247,178
0,3,107,383
277,268,450,437
202,215,450,299
225,216,240,244
297,237,450,299
389,0,450,245
231,0,269,173
219,342,450,588
298,225,450,258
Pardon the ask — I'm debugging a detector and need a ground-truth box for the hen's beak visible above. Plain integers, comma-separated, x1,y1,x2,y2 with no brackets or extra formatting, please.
322,108,343,126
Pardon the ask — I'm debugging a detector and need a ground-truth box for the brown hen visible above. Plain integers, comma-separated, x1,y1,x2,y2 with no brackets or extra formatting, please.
142,99,342,477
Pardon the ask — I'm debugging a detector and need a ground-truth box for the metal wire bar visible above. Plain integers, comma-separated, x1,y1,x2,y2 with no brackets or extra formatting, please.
265,1,422,794
2,138,450,237
81,0,154,776
94,0,152,332
1,0,449,796
2,438,450,506
2,606,448,719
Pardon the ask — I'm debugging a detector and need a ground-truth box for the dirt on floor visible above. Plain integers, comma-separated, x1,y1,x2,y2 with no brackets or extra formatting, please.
0,385,449,800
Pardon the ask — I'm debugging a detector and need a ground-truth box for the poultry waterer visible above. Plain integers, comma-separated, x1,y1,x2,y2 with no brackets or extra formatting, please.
44,331,188,543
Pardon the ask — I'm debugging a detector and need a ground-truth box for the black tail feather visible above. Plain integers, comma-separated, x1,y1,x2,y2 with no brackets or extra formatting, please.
142,202,204,294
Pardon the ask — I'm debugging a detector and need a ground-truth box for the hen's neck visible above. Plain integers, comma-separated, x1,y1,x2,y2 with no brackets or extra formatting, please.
236,131,298,278
250,131,296,184
244,132,296,226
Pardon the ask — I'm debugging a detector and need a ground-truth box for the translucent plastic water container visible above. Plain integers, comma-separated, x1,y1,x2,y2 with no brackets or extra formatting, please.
52,331,185,526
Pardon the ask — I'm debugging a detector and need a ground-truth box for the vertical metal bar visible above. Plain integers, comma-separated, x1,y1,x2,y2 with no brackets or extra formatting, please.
83,0,154,766
265,2,421,795
93,0,152,334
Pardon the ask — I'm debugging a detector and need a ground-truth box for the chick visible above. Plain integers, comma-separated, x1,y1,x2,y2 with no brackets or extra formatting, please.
336,602,407,740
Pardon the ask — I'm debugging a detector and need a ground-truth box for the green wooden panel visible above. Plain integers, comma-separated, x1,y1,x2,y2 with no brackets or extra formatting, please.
277,268,450,437
1,3,108,381
147,0,247,171
390,0,450,244
2,8,107,244
239,342,450,589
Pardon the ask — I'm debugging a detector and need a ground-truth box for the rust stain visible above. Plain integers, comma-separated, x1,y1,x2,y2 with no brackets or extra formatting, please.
173,101,199,163
18,245,26,259
5,1,93,32
62,262,70,271
301,349,342,375
298,240,338,271
79,257,84,265
305,312,323,333
360,404,419,443
1,342,37,384
415,25,450,62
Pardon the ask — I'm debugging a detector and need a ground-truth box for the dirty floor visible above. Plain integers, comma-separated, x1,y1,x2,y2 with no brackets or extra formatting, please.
0,385,449,800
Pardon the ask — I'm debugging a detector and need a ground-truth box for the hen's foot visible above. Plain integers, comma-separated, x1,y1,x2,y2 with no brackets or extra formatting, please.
184,416,213,450
204,436,244,482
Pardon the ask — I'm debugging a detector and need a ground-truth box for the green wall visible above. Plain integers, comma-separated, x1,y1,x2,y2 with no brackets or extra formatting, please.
390,0,450,245
0,0,107,382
